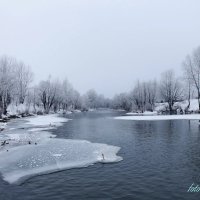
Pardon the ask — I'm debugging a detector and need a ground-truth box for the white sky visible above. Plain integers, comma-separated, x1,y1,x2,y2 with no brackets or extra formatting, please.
0,0,200,97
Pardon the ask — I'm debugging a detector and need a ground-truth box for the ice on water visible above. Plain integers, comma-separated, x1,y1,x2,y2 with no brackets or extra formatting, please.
0,139,122,184
25,114,70,126
0,114,122,184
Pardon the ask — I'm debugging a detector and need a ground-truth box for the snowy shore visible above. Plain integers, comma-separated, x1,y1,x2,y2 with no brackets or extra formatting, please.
115,114,200,121
126,111,158,116
0,114,122,184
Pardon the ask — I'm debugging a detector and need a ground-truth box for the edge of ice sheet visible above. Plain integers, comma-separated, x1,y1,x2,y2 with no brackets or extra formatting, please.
0,139,122,184
25,114,69,126
115,114,200,121
0,114,69,149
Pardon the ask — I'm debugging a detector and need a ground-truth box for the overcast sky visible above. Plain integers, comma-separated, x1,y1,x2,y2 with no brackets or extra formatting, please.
0,0,200,97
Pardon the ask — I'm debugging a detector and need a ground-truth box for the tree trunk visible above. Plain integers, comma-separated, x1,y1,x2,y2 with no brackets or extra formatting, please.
169,103,173,115
197,90,200,112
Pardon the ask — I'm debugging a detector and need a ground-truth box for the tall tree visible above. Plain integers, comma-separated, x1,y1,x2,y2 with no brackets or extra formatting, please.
0,56,16,115
146,80,157,111
37,77,58,113
160,70,182,113
183,47,200,110
15,61,33,104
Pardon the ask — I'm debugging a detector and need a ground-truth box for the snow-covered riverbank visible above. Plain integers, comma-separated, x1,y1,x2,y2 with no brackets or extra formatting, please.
0,114,122,184
115,114,200,121
126,111,158,116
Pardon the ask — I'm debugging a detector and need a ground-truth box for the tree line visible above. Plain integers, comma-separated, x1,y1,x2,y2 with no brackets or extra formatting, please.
1,46,200,117
113,46,200,114
0,56,111,117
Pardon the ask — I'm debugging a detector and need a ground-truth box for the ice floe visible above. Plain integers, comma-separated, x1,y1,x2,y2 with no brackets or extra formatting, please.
0,139,122,184
0,114,122,184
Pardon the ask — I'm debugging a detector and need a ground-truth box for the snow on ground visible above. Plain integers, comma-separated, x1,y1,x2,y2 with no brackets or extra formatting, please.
73,109,81,113
0,114,122,184
0,123,7,130
7,103,42,116
154,103,168,112
57,110,73,115
7,103,27,116
155,99,200,113
28,127,56,132
126,111,157,116
115,114,200,121
25,114,69,126
174,99,199,111
65,111,73,114
0,139,122,184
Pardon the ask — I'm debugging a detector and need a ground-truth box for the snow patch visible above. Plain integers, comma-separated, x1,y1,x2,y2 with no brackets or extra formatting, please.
0,123,7,130
28,127,56,132
174,99,199,112
73,110,81,113
25,114,69,126
126,111,157,116
115,114,200,121
155,99,200,113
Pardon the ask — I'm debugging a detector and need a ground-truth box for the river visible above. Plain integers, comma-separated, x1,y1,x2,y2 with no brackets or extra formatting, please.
0,110,200,200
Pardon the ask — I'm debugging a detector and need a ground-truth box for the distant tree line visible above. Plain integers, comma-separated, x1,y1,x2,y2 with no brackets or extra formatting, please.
112,46,200,114
0,56,111,117
1,46,200,117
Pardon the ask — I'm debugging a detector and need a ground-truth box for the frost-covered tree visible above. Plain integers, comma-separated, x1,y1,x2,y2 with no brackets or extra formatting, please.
160,70,183,113
71,90,81,109
84,89,98,109
37,77,59,113
130,81,147,112
0,56,34,116
182,56,195,112
0,56,16,115
182,47,200,110
146,80,157,111
15,62,33,104
112,93,131,111
129,80,157,112
60,79,74,110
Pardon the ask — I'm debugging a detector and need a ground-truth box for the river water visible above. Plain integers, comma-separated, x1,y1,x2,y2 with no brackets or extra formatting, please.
0,110,200,200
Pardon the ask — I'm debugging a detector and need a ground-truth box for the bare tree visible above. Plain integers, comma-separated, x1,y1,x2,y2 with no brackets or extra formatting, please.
130,81,147,112
0,56,16,115
61,78,74,110
37,77,59,113
85,89,98,109
129,80,157,112
182,56,195,112
146,80,157,111
112,93,131,111
160,70,183,113
71,90,81,109
182,47,200,111
15,61,33,104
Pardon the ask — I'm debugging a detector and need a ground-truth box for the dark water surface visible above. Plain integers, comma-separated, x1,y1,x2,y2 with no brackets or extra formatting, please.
1,110,200,200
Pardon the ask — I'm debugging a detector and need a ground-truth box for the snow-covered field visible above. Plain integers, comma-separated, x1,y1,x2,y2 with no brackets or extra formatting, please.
0,114,122,184
115,114,200,121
